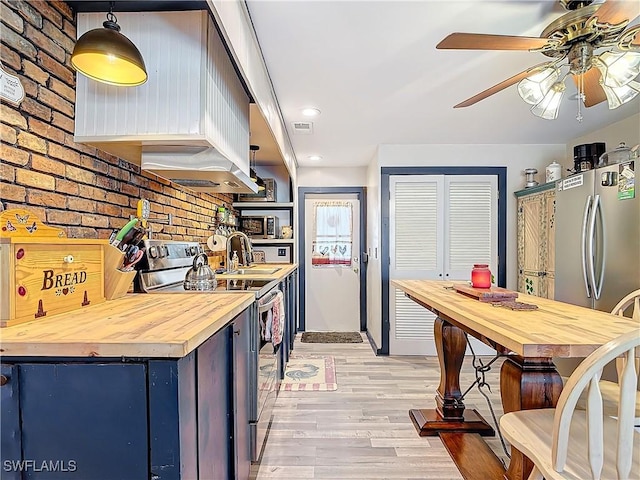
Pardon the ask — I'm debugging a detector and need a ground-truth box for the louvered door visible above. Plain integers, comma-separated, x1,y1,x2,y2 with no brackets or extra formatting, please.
390,175,498,355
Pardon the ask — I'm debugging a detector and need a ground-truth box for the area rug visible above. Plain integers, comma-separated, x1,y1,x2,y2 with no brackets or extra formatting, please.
280,356,337,391
301,332,363,343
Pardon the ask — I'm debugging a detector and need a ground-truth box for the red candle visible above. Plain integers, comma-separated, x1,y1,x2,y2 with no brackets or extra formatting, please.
471,264,491,288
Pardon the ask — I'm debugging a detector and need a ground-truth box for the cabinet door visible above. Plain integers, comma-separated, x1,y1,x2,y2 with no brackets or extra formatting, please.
197,326,232,480
1,364,21,480
19,363,148,480
544,190,556,299
517,194,544,294
233,310,252,480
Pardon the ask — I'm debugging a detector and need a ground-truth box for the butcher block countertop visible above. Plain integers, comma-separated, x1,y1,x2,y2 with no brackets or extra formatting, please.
218,263,297,281
0,293,255,358
393,280,640,358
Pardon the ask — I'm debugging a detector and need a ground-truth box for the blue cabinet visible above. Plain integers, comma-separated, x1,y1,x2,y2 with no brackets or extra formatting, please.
0,309,252,480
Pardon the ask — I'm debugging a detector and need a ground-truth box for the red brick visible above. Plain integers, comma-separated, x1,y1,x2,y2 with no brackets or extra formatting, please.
17,131,47,154
31,154,65,176
62,18,75,41
96,176,119,191
19,96,52,122
128,174,149,189
42,19,73,53
78,184,106,201
81,214,109,228
95,149,119,164
105,192,128,207
38,86,73,117
65,164,95,185
28,117,65,143
28,2,62,28
51,111,73,133
120,182,140,197
0,144,29,166
0,164,16,182
1,124,17,144
66,226,98,239
25,24,65,62
48,142,79,163
79,155,109,175
55,177,78,195
16,167,55,190
96,203,122,217
0,44,21,70
27,189,65,205
64,135,96,156
47,209,81,225
0,182,26,202
1,25,36,59
22,59,49,85
37,50,74,85
50,0,73,21
109,217,128,229
7,0,42,28
1,2,23,32
67,196,96,212
1,104,27,128
49,77,74,102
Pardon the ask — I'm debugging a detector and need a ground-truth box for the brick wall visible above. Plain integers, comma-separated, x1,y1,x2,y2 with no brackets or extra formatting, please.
0,0,233,265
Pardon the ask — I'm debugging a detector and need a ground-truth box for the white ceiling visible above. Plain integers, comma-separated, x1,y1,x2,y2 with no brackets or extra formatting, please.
246,0,640,168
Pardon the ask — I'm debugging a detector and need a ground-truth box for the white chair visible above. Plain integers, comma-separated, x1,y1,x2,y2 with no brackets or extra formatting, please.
554,289,640,419
500,329,640,480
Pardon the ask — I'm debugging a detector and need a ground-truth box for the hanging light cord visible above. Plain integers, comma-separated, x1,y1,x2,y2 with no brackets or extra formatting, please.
576,71,584,123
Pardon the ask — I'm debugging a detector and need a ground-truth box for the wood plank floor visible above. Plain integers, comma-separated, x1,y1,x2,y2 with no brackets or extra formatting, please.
251,333,509,479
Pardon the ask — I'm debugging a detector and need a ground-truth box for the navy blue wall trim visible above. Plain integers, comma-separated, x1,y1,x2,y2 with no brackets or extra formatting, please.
380,166,507,355
297,187,367,333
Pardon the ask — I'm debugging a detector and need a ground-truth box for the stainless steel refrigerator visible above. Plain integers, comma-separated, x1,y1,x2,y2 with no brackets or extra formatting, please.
555,162,639,313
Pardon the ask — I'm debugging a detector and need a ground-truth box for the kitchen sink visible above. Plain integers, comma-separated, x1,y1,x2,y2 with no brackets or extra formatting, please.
222,267,282,275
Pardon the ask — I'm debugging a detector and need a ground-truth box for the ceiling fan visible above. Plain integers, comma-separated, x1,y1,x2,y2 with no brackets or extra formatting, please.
437,0,640,120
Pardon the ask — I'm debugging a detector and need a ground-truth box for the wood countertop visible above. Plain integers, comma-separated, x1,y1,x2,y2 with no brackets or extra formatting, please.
0,293,255,358
392,280,640,358
217,263,297,281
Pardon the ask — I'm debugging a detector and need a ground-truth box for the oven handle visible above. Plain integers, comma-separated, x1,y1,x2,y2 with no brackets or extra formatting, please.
258,290,281,313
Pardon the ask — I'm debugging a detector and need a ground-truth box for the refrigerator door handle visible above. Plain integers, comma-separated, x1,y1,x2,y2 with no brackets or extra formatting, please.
589,195,606,300
581,195,592,298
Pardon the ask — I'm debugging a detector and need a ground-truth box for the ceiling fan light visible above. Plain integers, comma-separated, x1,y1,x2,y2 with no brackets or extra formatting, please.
602,81,640,110
531,81,566,120
596,51,640,89
517,67,559,105
71,13,147,87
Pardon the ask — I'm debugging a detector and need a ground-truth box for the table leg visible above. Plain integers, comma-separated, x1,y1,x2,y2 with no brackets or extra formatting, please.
500,356,563,480
409,316,494,436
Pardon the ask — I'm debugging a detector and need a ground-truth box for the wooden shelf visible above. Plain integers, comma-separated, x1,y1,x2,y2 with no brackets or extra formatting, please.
250,239,294,245
232,202,293,209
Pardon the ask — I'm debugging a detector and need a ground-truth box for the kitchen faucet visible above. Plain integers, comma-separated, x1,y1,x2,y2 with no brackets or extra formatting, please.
226,231,253,271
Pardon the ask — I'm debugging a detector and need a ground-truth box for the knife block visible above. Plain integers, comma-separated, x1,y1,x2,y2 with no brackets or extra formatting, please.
104,245,137,301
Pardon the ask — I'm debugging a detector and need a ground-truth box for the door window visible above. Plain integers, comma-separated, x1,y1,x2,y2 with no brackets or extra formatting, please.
311,201,353,267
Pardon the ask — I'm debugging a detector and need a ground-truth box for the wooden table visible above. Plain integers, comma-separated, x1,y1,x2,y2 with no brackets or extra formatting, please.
392,280,640,480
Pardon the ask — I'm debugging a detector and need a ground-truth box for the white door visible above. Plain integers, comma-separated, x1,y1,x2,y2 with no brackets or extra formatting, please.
304,193,360,332
390,175,498,356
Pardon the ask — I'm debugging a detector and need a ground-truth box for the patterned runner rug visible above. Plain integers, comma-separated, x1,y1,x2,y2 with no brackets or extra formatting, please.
280,356,337,391
301,332,363,343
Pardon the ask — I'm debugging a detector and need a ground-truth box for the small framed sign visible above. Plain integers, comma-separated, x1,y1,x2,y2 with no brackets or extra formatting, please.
0,65,25,105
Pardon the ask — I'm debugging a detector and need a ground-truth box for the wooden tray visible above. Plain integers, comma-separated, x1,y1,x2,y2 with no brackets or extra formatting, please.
454,284,518,302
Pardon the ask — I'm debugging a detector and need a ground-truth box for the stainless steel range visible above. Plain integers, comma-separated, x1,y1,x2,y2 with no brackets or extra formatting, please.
134,239,280,462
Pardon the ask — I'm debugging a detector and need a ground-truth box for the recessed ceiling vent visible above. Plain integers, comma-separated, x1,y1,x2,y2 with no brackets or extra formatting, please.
292,121,313,134
173,179,221,188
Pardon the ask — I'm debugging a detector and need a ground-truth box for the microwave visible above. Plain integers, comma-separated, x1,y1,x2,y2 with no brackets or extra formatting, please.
237,178,276,202
240,216,279,239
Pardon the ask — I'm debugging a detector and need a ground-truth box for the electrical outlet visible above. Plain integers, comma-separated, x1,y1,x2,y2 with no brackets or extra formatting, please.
278,248,286,256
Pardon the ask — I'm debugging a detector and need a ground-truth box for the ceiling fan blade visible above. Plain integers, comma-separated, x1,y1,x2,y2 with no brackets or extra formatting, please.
618,24,640,49
572,70,607,108
437,33,551,51
454,62,554,108
588,0,640,28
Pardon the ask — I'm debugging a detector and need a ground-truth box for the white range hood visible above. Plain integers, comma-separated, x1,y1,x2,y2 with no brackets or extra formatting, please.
141,146,256,193
74,10,256,193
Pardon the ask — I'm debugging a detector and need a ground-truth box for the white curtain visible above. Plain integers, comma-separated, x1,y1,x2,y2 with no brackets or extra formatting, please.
311,201,353,267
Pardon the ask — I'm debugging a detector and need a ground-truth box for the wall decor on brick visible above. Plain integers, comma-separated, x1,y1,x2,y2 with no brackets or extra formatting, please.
0,0,234,267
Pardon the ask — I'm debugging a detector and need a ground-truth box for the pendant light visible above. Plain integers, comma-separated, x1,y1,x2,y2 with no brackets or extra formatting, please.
71,2,147,87
250,145,266,191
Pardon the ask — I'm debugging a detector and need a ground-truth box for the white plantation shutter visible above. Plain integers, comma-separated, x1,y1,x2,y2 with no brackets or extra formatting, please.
389,174,498,356
445,176,498,281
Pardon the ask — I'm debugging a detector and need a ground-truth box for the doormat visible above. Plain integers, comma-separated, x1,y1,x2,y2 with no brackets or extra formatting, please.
281,356,337,391
301,332,363,343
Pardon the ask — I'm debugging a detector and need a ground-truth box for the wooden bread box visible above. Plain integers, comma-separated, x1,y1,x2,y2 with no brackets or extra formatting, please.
0,209,107,327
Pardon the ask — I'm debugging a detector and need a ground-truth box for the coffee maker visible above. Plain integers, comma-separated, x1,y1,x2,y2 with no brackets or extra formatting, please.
572,143,605,173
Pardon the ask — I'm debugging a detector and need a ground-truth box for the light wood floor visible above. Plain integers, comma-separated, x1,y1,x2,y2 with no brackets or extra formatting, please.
251,333,509,479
